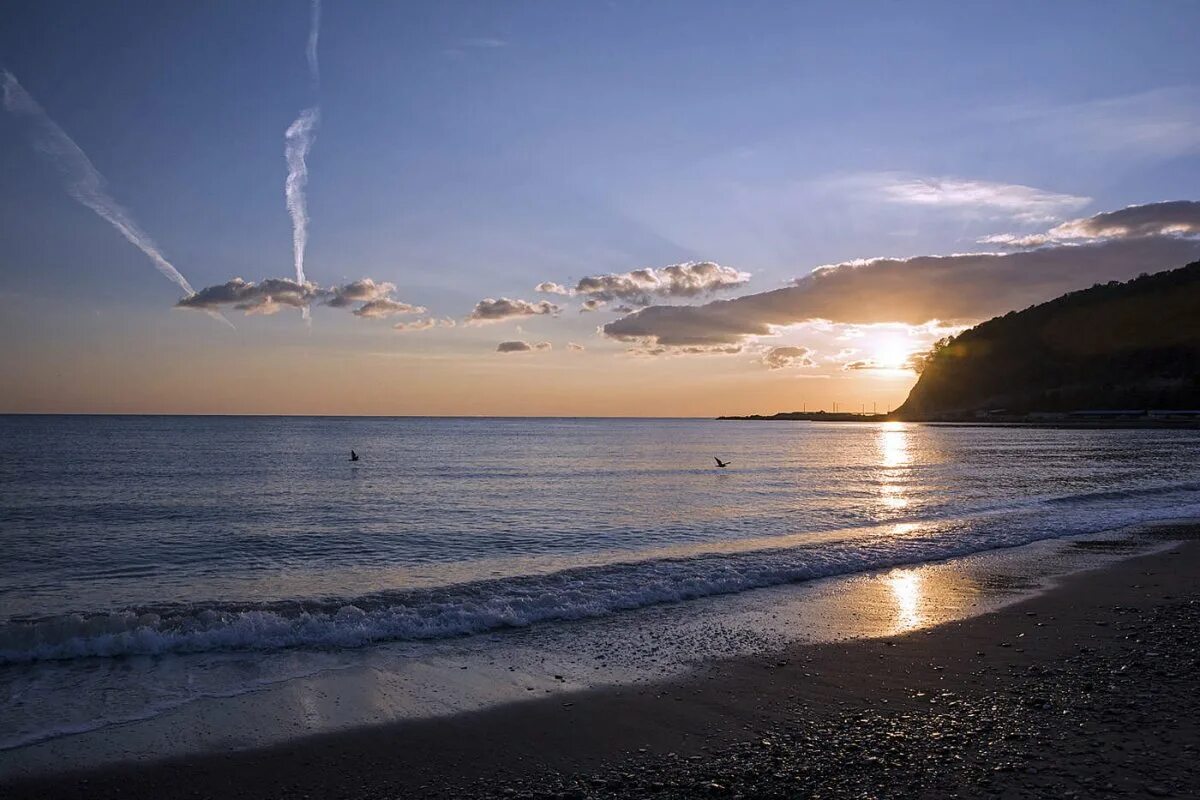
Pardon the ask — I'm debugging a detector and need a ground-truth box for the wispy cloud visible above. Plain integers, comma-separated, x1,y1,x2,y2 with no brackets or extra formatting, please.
393,317,456,333
457,37,508,49
306,0,321,88
990,87,1200,161
1,70,229,327
444,37,509,56
840,172,1090,223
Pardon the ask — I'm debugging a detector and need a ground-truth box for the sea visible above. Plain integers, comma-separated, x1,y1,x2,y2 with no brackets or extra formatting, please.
2,416,1199,765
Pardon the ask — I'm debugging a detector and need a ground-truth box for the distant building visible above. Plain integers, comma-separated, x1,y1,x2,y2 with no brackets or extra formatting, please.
1068,410,1147,418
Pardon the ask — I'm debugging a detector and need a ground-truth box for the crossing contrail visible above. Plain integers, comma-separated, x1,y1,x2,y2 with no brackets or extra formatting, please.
285,106,318,288
307,0,321,88
1,70,231,327
285,0,322,320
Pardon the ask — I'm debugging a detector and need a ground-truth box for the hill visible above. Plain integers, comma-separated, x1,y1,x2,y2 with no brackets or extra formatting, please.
896,260,1200,419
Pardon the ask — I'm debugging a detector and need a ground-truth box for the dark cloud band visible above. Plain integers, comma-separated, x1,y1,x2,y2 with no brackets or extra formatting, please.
604,202,1200,348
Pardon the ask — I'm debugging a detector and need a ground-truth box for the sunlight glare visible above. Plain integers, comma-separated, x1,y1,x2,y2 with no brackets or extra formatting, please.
878,422,911,467
888,569,924,632
871,335,912,370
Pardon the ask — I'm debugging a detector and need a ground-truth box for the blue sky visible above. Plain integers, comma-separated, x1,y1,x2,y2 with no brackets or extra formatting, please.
2,1,1199,414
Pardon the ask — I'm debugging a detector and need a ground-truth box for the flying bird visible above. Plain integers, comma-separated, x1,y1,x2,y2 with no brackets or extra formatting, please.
350,450,359,462
714,457,731,468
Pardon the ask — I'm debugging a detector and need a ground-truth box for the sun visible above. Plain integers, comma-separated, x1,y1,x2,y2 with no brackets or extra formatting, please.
871,335,912,370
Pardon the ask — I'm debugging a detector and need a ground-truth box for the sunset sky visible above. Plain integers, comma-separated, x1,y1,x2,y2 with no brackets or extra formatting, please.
2,1,1199,416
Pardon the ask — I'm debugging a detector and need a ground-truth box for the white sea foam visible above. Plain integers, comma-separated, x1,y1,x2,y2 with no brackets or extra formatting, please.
3,490,1196,665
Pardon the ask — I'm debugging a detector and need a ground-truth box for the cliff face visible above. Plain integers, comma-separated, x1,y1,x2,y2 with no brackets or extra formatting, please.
896,261,1200,419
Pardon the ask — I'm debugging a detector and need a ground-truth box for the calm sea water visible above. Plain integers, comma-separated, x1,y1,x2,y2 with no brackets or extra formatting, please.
2,415,1200,661
2,416,1199,752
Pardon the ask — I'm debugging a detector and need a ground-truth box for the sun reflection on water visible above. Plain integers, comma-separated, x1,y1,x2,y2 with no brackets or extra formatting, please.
877,422,912,511
880,484,909,509
878,422,911,467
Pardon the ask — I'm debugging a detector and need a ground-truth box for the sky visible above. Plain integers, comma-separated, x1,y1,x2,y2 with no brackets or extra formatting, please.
2,0,1199,416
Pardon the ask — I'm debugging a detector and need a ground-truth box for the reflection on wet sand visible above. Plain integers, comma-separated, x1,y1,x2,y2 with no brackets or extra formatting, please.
888,569,924,632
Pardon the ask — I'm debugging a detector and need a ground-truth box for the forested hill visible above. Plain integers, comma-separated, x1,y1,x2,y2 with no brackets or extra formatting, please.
896,260,1200,419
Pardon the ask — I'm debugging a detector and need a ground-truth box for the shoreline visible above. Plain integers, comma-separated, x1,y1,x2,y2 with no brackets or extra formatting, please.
4,525,1199,798
717,414,1200,429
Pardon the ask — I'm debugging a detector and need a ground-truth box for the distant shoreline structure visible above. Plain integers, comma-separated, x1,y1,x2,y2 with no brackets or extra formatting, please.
716,411,890,422
717,409,1200,428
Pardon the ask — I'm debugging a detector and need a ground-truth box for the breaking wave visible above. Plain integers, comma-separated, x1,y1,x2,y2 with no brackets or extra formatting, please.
4,486,1198,665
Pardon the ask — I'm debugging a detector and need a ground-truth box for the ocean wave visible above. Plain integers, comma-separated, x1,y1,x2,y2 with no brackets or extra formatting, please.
4,495,1198,665
1043,481,1200,505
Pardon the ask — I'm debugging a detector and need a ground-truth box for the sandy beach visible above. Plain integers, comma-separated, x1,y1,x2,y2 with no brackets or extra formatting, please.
2,525,1197,799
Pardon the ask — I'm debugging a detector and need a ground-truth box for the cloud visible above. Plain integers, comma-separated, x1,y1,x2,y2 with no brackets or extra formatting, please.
443,37,509,57
579,298,607,312
543,261,750,307
1047,200,1200,240
178,276,426,320
468,297,560,323
629,344,743,357
603,203,1200,348
850,172,1090,223
306,0,321,86
352,298,426,318
981,200,1200,248
825,348,859,362
567,342,585,351
842,360,876,371
497,340,551,353
458,37,508,48
762,346,817,370
325,278,396,308
176,278,318,314
393,317,456,333
992,87,1200,162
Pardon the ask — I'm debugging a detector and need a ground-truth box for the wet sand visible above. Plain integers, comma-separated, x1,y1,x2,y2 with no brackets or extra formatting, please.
4,528,1199,799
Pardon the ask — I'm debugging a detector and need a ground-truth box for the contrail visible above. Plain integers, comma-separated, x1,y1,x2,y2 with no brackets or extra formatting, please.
285,106,318,288
307,0,321,89
1,71,231,327
285,0,322,320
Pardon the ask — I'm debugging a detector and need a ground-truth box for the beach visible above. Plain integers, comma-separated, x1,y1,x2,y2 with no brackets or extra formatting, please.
5,2,1200,796
4,525,1198,799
